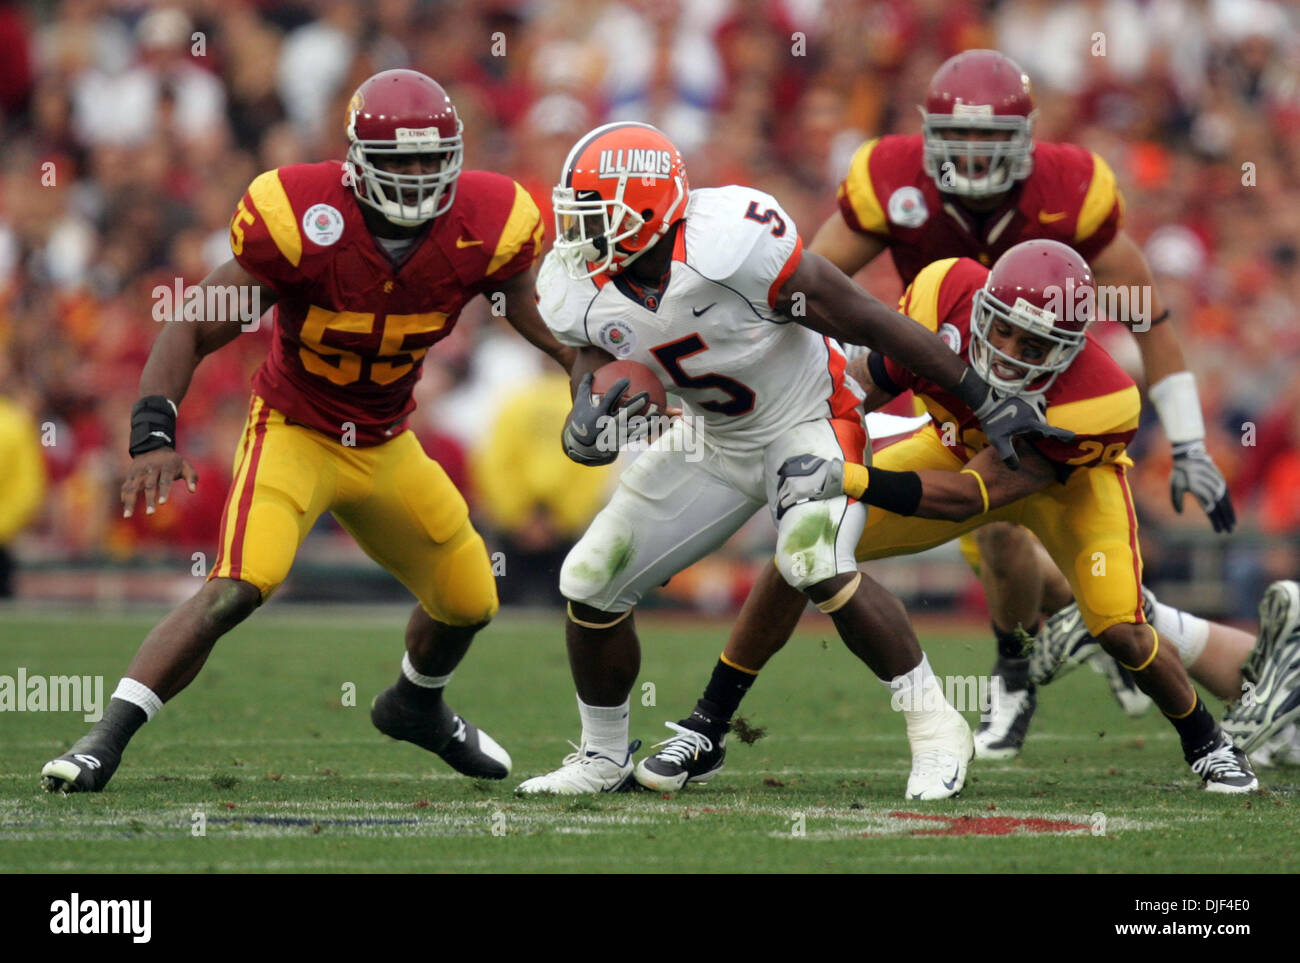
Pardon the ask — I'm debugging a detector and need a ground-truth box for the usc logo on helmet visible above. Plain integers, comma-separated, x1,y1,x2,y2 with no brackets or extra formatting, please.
552,122,689,281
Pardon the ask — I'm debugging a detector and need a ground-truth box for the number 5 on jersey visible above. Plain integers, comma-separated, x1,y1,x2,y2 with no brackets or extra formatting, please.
652,334,756,416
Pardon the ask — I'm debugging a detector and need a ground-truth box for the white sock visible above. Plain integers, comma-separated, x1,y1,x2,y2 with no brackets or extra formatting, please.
402,653,451,689
882,654,956,740
578,696,630,759
112,678,163,721
1146,595,1210,666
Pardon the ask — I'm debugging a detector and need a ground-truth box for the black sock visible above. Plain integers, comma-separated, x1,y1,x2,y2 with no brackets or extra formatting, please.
395,673,445,708
993,620,1037,660
1170,695,1219,760
688,659,756,739
81,698,148,755
993,622,1036,690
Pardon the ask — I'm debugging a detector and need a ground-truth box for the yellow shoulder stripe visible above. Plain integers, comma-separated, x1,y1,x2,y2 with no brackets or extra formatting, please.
247,170,302,267
839,138,888,235
1046,384,1141,434
488,182,543,276
900,257,960,333
1075,152,1119,243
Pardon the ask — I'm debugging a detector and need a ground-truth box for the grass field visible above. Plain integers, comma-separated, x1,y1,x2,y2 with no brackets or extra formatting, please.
1,607,1296,874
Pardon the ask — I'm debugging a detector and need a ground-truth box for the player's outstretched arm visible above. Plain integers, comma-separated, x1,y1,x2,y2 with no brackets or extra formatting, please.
776,440,1057,522
123,258,276,518
777,252,1074,467
491,264,577,373
777,250,968,390
1092,231,1234,532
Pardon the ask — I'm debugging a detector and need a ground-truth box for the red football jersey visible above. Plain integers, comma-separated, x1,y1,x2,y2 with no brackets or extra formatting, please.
230,162,543,445
871,258,1140,470
837,135,1124,287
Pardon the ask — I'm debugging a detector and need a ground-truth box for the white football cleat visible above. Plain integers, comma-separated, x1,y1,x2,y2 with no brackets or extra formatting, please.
516,740,640,795
974,679,1036,760
906,710,974,801
1250,722,1300,768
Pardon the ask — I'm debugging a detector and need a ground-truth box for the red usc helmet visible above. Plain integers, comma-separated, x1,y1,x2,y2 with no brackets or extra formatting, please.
921,50,1036,198
970,240,1095,396
552,122,689,280
345,69,464,227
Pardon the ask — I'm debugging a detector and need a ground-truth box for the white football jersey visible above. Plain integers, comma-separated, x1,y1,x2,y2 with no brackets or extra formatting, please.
539,185,862,450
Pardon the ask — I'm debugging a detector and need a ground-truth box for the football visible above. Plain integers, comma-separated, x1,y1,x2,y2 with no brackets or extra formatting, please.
591,359,667,414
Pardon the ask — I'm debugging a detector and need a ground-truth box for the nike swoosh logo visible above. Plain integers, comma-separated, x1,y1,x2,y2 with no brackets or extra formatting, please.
942,767,960,791
456,237,483,247
984,406,1018,425
692,303,717,317
795,457,818,472
1037,210,1068,224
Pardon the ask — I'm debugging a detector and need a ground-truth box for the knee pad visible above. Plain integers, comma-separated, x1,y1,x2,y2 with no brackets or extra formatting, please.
427,523,499,627
775,499,859,591
559,513,637,611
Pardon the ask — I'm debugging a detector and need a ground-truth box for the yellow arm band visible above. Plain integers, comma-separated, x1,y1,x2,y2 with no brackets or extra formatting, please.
960,468,990,514
843,462,870,499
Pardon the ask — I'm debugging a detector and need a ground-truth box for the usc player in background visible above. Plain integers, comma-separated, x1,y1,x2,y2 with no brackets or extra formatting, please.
41,70,572,794
761,50,1236,759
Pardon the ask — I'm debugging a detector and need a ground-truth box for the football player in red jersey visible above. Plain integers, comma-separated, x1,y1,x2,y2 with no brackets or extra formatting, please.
708,49,1236,761
41,69,573,794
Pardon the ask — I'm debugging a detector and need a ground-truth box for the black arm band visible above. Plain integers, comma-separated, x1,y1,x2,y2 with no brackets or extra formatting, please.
866,350,904,396
860,466,924,516
129,395,177,457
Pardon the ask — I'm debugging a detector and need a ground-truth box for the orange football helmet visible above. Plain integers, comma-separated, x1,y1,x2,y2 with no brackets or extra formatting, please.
552,122,689,280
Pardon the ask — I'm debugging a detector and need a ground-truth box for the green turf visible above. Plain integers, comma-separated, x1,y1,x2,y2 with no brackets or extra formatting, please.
1,608,1295,873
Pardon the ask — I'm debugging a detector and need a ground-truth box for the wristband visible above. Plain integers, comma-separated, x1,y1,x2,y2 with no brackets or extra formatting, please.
1148,371,1205,445
844,462,871,498
129,395,178,457
852,465,923,516
960,468,990,514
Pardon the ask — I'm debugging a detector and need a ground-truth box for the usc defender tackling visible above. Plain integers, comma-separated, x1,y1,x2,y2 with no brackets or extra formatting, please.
41,70,571,794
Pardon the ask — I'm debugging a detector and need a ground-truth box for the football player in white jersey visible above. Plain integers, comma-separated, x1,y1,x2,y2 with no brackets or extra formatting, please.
516,122,1071,798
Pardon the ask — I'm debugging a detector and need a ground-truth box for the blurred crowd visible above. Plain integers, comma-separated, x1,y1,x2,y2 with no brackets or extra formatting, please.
1,0,1298,611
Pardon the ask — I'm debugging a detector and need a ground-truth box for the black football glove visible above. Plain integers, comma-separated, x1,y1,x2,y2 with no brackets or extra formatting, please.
1170,440,1235,533
561,373,650,466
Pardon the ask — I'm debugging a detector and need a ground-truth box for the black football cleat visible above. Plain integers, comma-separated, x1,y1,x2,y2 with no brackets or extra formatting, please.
371,686,511,780
1188,731,1258,794
634,721,726,791
41,743,120,794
